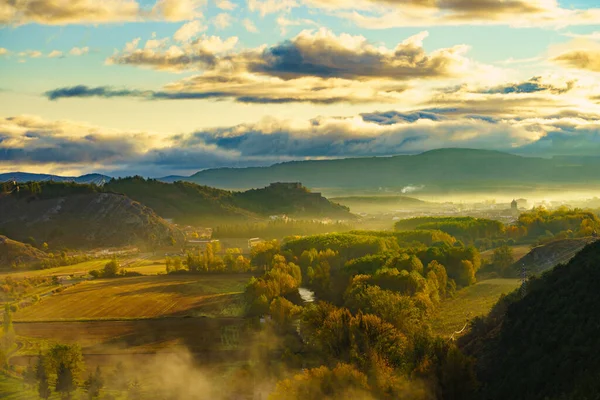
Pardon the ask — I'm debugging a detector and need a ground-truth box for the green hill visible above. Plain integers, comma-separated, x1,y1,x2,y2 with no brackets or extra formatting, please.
0,181,183,249
104,178,353,224
460,239,600,399
160,148,600,192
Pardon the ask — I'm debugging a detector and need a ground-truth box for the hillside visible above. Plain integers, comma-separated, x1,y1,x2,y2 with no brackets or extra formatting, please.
460,239,600,399
515,237,597,276
0,182,183,248
0,235,47,268
159,148,600,192
104,178,353,224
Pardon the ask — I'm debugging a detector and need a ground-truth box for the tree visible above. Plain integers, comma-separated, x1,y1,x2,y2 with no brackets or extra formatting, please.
55,362,75,399
103,259,119,278
84,366,104,399
1,304,15,365
36,354,51,400
492,245,515,277
24,360,37,389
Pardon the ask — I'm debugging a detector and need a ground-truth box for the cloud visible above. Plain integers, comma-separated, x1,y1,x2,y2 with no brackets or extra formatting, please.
1,0,206,25
243,18,258,33
563,31,600,41
0,115,145,166
18,50,42,58
1,0,141,25
301,0,600,29
106,35,238,72
248,0,297,16
276,16,317,35
173,20,206,42
482,76,575,95
151,0,205,21
6,110,600,176
69,46,89,56
45,76,409,104
213,12,233,29
215,0,237,10
0,48,8,56
553,50,600,72
47,50,64,58
243,29,471,80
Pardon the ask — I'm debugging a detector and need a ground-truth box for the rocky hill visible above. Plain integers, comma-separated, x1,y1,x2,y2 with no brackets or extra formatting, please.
0,183,183,248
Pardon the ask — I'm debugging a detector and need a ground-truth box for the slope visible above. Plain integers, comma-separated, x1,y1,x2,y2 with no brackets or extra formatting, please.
104,177,354,224
0,182,183,248
0,235,47,269
459,239,600,400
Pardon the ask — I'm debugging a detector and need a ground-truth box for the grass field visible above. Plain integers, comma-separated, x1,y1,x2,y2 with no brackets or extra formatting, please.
480,244,531,263
431,278,521,337
0,373,39,400
14,274,251,321
0,253,168,280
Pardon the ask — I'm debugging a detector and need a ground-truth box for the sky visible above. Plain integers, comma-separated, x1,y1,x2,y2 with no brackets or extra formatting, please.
1,0,600,177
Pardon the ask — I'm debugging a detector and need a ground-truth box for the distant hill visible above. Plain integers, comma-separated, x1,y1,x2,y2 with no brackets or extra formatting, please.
0,172,111,185
0,181,183,248
157,148,600,192
330,195,429,213
0,235,47,269
460,239,600,399
104,178,354,224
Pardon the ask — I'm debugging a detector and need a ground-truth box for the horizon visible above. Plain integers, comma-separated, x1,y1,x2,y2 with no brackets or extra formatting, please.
2,1,600,176
0,147,580,179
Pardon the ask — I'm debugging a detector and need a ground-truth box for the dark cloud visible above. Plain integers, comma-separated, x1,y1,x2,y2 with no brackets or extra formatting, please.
360,111,444,124
44,83,403,104
483,76,575,95
243,30,467,80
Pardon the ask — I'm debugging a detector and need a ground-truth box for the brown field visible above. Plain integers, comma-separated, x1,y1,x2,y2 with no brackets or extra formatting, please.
14,274,251,321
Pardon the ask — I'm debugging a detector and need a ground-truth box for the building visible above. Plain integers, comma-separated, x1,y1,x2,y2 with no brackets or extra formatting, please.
511,199,518,210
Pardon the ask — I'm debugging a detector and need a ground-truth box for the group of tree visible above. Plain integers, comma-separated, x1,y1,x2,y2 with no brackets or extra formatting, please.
515,206,600,242
395,217,504,246
166,242,252,274
212,220,354,239
239,229,480,399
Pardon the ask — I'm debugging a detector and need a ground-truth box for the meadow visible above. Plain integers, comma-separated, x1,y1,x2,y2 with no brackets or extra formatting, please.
431,278,521,337
14,274,251,321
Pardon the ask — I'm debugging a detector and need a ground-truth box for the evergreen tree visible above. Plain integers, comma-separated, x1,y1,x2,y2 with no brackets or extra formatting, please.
84,366,104,399
36,355,51,400
24,360,37,389
55,362,75,399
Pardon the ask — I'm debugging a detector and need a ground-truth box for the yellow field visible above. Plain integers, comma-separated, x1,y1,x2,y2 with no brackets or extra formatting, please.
431,278,521,337
14,274,251,321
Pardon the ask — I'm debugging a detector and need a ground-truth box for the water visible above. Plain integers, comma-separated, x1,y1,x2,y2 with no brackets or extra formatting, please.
298,287,315,303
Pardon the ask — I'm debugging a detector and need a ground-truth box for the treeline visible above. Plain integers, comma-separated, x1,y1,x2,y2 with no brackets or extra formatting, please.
515,206,600,241
3,181,100,200
395,217,504,245
163,242,252,274
212,220,354,239
395,208,600,250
